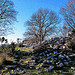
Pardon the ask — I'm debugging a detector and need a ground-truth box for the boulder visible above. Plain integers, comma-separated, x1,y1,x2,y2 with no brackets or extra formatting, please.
49,65,54,70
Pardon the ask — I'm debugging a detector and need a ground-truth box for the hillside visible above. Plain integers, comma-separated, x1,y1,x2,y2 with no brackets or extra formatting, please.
0,32,75,75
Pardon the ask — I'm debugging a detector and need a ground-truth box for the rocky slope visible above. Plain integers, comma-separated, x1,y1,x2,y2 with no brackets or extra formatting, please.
0,32,75,75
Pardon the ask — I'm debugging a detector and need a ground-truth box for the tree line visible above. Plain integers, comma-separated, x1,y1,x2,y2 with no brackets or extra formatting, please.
0,0,75,44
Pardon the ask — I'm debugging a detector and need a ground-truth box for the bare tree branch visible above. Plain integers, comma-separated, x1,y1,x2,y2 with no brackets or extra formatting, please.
0,0,17,36
24,8,60,44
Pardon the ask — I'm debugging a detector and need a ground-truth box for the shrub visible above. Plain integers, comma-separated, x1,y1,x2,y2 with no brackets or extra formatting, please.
0,46,11,53
0,53,7,65
9,42,16,53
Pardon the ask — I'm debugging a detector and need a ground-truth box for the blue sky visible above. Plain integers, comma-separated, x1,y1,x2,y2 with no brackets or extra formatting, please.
6,0,68,43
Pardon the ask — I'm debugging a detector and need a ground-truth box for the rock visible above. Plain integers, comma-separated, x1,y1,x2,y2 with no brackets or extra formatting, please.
40,63,46,67
25,65,30,69
47,54,50,57
54,51,57,54
70,54,75,57
38,59,43,63
70,54,75,60
66,56,71,61
64,62,69,66
51,57,54,60
50,60,53,63
52,61,55,65
31,60,35,63
14,55,21,60
43,60,47,64
32,63,37,65
30,57,34,60
4,67,8,70
35,58,40,63
39,53,43,56
48,49,50,51
45,50,48,54
58,55,64,59
7,65,17,69
39,56,42,59
47,57,51,60
49,65,54,70
57,63,64,67
71,67,75,70
10,72,18,75
36,67,40,70
47,60,51,64
45,68,49,72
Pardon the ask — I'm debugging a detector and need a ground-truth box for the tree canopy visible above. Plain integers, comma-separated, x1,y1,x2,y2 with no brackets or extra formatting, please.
0,0,17,36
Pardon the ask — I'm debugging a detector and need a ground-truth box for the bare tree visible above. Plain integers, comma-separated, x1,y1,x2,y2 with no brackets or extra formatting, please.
0,0,17,36
61,0,75,31
57,23,71,37
24,8,60,44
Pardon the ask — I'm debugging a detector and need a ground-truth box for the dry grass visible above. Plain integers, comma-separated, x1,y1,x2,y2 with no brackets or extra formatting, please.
15,47,33,52
25,47,33,52
0,53,14,65
0,53,7,65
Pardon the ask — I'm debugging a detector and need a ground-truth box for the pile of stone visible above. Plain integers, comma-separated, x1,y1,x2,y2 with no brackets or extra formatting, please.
33,32,73,53
28,32,75,71
30,48,75,71
12,32,75,71
1,32,75,74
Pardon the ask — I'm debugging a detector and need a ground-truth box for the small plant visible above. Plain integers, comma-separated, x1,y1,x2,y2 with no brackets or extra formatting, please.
9,42,16,53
